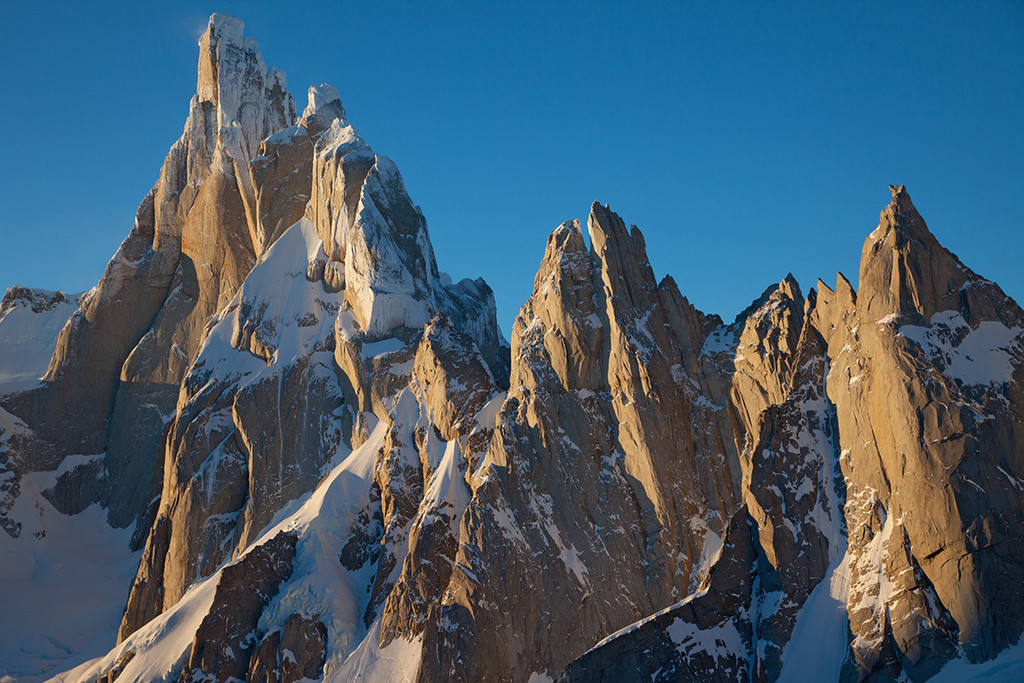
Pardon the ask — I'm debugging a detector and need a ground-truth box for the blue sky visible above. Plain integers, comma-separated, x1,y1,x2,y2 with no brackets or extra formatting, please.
1,1,1021,331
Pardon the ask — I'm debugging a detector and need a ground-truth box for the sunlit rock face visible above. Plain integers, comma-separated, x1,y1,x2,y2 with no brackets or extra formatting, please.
563,187,1024,683
819,186,1024,679
3,14,1024,683
1,12,299,543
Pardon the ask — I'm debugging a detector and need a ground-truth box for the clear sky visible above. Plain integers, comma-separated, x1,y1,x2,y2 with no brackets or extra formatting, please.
1,1,1021,332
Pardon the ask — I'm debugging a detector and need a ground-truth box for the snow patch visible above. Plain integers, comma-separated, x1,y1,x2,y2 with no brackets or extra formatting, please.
331,618,422,682
474,392,506,431
778,546,852,681
420,438,471,538
666,616,745,664
586,588,709,655
898,310,1022,387
30,453,104,492
360,337,406,361
0,471,139,683
489,500,528,548
689,514,724,589
931,634,1024,682
0,289,80,384
254,416,386,676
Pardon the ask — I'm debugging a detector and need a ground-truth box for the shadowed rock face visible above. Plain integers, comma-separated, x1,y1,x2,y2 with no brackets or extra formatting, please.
5,14,1024,683
178,531,298,683
565,510,760,683
247,612,329,683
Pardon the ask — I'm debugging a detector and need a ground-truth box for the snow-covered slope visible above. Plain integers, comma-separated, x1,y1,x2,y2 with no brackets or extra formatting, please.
57,413,381,683
0,464,138,682
0,288,80,385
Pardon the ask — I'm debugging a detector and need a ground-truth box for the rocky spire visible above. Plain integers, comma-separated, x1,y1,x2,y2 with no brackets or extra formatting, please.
859,185,965,323
0,13,301,548
195,14,295,169
248,83,345,256
414,203,742,681
112,15,506,652
825,185,1024,675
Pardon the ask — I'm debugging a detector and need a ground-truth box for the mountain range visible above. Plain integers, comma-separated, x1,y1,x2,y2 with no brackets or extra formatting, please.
1,14,1022,683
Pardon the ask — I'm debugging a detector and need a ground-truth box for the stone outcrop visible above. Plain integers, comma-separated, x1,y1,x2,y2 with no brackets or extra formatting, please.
247,612,329,683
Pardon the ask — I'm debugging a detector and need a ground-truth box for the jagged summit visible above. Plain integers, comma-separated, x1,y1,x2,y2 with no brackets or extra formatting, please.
303,83,346,122
2,13,1023,683
1,13,503,679
871,183,932,246
195,13,295,167
860,183,1019,329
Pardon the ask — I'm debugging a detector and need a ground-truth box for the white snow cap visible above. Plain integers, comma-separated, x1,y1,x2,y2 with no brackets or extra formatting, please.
205,13,245,46
304,84,343,119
